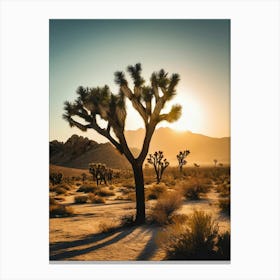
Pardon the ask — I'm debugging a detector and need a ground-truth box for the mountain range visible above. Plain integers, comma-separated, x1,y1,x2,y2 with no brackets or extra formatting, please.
50,128,230,169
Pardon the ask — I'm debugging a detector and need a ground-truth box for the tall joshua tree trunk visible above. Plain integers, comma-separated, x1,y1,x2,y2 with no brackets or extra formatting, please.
132,162,145,224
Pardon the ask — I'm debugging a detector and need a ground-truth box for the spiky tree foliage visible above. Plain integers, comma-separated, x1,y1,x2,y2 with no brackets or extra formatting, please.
213,159,218,167
50,172,63,186
177,150,190,173
63,63,182,224
147,151,169,184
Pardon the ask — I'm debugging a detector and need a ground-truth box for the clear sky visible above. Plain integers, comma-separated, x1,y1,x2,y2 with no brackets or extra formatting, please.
50,19,230,143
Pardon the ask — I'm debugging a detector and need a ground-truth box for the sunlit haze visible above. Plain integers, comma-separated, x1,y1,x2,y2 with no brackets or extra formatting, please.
50,20,230,143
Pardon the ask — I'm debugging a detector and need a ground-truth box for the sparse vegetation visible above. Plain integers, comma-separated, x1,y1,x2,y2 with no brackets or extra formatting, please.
179,180,210,200
146,183,167,200
74,195,88,204
157,210,230,260
88,193,105,204
77,184,98,193
218,198,230,216
95,188,115,197
50,204,74,218
151,191,183,225
50,172,63,186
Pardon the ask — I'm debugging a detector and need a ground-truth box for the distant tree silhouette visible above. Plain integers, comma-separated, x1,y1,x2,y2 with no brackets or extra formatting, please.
63,63,182,224
219,163,223,167
147,151,169,183
89,163,107,186
213,159,218,167
194,163,200,168
177,149,190,173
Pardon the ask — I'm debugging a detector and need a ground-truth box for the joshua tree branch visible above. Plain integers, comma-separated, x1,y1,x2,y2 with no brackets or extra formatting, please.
121,85,148,125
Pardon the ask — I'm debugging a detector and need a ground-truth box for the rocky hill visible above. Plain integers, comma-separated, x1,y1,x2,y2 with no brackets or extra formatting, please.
50,134,130,169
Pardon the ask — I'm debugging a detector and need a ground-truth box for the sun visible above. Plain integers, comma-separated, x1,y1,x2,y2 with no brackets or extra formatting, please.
161,89,204,133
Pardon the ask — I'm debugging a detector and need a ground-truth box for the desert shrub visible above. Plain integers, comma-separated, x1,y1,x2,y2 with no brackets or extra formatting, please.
120,214,135,227
216,184,230,197
49,197,58,205
52,186,67,195
88,193,105,204
216,231,230,259
158,210,224,260
179,181,210,200
109,185,115,190
218,198,230,216
151,191,183,225
146,184,167,200
95,189,115,197
50,172,63,185
50,204,74,218
98,220,119,233
74,195,88,204
77,184,99,193
76,182,82,186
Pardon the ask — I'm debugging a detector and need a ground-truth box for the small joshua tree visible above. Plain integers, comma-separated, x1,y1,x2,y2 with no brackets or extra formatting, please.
147,151,169,184
50,172,63,186
194,163,200,168
177,149,190,173
213,159,218,167
89,163,107,186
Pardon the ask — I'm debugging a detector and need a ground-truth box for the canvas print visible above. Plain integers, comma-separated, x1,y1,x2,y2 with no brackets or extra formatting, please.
49,19,230,261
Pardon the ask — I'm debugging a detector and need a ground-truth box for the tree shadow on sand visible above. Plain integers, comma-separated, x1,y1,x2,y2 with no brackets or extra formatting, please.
136,227,159,260
50,226,136,260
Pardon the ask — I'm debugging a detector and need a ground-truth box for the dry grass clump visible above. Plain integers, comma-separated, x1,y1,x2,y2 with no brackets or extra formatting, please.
157,210,230,260
98,220,119,233
50,183,71,194
151,191,183,225
74,195,88,204
95,188,115,197
216,184,230,197
146,183,167,200
77,184,99,193
88,193,105,204
50,204,74,218
120,214,135,227
178,180,210,201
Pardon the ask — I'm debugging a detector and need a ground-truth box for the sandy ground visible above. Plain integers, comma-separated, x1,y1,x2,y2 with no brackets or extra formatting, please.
50,184,230,261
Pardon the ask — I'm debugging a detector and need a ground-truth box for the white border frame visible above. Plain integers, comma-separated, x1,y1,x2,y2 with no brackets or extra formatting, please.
0,0,279,279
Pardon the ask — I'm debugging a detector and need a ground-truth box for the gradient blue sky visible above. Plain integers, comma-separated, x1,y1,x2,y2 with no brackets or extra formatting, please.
50,20,230,142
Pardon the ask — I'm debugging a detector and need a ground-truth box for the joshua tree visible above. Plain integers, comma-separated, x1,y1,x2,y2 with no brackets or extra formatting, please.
50,172,63,186
89,163,107,186
147,151,169,183
177,149,190,173
63,63,182,224
213,159,218,167
194,163,200,168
